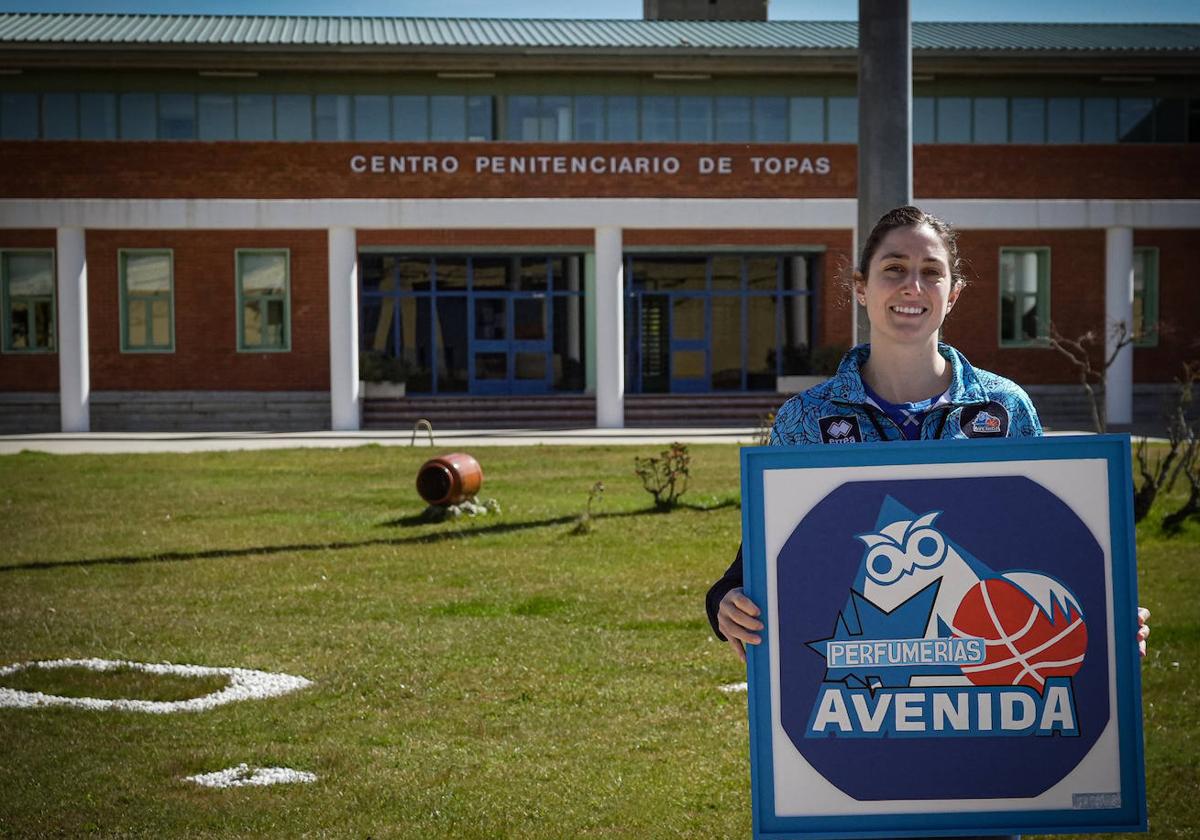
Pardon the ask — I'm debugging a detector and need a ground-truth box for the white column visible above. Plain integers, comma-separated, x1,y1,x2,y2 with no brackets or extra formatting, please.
328,226,360,431
594,226,624,428
56,227,89,432
1105,226,1134,427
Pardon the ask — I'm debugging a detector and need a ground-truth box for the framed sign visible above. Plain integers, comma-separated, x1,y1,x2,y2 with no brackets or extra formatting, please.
740,435,1146,839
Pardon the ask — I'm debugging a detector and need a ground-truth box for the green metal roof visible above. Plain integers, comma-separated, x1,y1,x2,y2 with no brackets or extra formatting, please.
0,14,1197,53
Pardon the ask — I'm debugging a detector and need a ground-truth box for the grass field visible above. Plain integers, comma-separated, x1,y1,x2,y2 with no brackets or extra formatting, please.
0,444,1195,838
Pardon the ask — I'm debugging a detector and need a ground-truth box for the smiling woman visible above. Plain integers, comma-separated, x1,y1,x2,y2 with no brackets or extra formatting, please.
708,205,1049,667
705,205,1151,840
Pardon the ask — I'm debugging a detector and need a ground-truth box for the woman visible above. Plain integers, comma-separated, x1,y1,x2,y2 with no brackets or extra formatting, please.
704,207,1150,840
708,205,1150,659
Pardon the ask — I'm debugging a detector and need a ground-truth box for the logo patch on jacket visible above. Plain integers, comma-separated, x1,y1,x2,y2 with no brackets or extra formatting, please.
960,402,1010,438
819,415,863,444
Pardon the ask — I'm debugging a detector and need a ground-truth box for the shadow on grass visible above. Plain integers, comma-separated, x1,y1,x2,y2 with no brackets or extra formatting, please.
0,502,734,574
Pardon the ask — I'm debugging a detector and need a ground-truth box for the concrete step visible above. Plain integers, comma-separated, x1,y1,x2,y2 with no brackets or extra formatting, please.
362,393,785,430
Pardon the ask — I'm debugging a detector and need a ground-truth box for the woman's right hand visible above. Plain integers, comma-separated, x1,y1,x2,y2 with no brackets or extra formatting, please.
717,587,764,664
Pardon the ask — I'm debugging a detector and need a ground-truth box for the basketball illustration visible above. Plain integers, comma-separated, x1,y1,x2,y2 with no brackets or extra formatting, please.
952,577,1088,691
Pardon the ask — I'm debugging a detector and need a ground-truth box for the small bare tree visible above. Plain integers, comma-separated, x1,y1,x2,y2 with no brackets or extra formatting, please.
1161,448,1200,533
1160,363,1200,533
1046,321,1136,433
1134,363,1199,523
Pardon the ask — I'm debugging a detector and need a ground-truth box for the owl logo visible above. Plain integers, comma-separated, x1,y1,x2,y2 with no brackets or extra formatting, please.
857,510,984,638
855,503,1085,648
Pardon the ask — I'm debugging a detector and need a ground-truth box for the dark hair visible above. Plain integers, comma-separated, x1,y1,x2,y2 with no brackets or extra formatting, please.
857,205,963,286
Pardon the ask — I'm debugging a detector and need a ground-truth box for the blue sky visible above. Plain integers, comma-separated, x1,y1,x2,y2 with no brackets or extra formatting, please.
1,0,1198,21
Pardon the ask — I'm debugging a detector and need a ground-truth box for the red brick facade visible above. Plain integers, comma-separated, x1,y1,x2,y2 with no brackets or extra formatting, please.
945,229,1108,384
1,142,1196,200
1,142,1195,397
0,230,329,393
1134,229,1200,385
85,230,329,391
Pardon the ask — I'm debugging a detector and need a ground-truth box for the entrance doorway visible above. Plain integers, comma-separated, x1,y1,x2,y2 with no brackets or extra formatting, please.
625,253,819,393
359,253,585,395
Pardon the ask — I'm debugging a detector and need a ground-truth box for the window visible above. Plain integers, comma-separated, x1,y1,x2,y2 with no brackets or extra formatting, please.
506,95,539,140
1047,97,1081,143
275,94,313,141
715,96,751,141
680,96,713,141
541,96,572,141
574,96,605,141
505,95,570,141
912,97,934,143
119,250,173,352
198,94,235,140
430,95,466,141
466,95,492,141
80,92,117,139
973,97,1008,143
237,250,290,351
42,92,78,139
158,93,196,140
1118,98,1154,143
315,94,351,140
1153,98,1187,142
999,248,1050,346
826,96,857,142
790,96,824,142
642,96,677,141
119,93,156,139
936,97,971,142
1,93,37,139
753,96,788,141
1010,97,1045,143
1,250,55,352
353,95,389,140
237,94,273,140
392,96,428,140
1082,97,1116,142
606,96,637,140
1132,247,1159,347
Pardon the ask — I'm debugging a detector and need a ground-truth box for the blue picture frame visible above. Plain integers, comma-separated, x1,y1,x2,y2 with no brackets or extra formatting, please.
740,435,1146,839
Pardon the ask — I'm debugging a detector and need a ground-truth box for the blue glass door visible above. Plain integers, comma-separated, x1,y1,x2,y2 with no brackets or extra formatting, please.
668,294,710,393
469,292,553,394
510,293,552,394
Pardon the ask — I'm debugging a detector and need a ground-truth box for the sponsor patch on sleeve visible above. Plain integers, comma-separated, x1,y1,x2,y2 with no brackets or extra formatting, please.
960,402,1010,438
819,415,863,444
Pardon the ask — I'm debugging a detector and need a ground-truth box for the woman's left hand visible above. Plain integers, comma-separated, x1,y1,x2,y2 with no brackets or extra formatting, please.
1138,607,1151,658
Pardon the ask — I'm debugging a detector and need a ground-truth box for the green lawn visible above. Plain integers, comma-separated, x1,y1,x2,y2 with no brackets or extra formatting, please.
0,445,1195,838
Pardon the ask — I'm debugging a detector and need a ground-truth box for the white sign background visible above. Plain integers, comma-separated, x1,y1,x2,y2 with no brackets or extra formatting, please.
759,458,1120,818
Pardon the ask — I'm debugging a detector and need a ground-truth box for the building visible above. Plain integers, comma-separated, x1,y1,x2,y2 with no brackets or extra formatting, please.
0,12,1197,432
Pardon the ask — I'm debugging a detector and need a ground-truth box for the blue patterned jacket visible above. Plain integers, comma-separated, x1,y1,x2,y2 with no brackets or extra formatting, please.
770,343,1042,445
705,343,1041,642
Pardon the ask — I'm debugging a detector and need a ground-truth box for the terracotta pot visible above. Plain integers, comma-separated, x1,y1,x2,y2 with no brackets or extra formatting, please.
416,452,484,506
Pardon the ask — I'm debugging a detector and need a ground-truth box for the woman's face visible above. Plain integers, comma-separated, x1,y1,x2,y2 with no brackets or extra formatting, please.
854,224,961,347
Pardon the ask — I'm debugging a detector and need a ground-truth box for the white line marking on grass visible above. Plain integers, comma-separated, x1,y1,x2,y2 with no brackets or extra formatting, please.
185,763,317,788
0,658,312,713
718,681,747,693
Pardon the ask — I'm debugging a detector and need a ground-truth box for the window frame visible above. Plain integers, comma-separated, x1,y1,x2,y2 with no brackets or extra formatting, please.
1132,246,1159,348
236,248,292,353
997,246,1051,348
1,248,57,353
118,248,175,353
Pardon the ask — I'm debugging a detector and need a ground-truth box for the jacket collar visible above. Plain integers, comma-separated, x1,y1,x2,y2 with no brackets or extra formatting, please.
828,343,988,407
